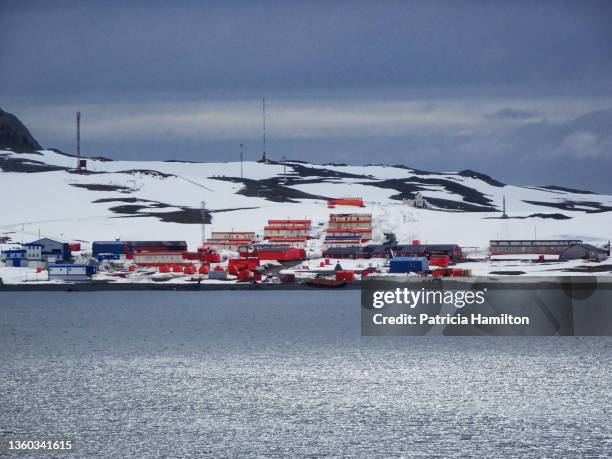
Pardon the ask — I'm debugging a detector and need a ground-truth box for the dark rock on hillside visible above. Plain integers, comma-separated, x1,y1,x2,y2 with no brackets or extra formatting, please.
484,213,572,220
457,169,505,187
0,108,42,152
0,154,66,173
211,176,330,203
362,177,497,210
70,183,136,193
286,162,372,179
522,200,612,213
540,185,594,195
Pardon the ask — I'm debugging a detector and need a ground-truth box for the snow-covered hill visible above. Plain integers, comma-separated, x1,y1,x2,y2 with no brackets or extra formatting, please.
1,149,611,251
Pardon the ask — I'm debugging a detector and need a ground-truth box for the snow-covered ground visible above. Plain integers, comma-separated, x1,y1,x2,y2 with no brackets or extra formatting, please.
1,149,611,283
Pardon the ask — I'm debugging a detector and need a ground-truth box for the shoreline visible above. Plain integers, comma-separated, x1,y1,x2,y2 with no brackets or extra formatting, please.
0,281,362,292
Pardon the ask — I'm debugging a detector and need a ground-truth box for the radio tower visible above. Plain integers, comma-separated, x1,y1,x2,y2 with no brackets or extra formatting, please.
76,111,81,171
200,200,207,248
501,196,508,219
261,98,267,162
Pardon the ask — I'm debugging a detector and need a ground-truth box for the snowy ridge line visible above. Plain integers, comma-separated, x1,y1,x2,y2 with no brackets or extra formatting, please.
0,148,610,252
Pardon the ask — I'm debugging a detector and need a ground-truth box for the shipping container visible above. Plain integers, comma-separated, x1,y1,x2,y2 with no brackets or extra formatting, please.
48,264,96,281
389,257,429,273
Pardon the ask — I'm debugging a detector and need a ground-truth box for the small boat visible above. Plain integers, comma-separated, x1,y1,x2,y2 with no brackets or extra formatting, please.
305,277,347,288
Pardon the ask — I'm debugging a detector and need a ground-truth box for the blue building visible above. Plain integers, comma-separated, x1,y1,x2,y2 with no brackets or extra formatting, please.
92,241,127,258
1,249,27,267
23,238,71,262
48,264,96,281
389,257,429,273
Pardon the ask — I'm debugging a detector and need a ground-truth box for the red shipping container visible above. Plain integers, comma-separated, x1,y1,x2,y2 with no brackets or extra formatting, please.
228,257,259,272
429,256,450,268
159,264,170,273
256,247,305,261
204,252,221,263
68,242,81,252
128,264,137,272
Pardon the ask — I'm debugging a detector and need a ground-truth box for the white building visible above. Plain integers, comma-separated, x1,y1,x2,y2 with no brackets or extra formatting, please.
404,192,427,208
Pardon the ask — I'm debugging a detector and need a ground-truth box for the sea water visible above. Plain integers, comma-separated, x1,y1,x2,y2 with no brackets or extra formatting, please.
0,291,610,457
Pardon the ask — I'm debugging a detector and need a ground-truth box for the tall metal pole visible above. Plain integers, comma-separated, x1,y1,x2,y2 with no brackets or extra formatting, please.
283,155,286,175
76,111,81,170
262,98,267,162
201,200,207,248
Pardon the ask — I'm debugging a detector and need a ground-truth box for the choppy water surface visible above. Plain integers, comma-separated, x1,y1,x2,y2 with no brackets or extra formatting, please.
0,291,610,457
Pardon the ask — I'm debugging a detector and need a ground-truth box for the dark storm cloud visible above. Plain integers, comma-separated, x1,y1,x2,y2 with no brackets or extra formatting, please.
1,0,612,191
2,0,611,101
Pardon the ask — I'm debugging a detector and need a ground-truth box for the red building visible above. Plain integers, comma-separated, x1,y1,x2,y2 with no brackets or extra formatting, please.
263,219,311,247
241,245,306,261
204,231,258,251
323,213,373,249
327,197,365,208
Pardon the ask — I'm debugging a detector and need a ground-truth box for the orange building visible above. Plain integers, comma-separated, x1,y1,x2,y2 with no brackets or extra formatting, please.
204,231,258,251
323,213,372,249
327,197,365,208
263,219,311,247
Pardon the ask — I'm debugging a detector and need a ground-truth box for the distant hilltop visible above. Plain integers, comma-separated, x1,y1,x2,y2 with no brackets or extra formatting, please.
0,108,42,152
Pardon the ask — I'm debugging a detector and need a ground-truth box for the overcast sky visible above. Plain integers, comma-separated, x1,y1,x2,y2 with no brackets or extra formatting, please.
1,0,611,191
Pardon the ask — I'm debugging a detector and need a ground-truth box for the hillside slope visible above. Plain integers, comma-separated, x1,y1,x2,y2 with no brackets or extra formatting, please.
1,148,611,251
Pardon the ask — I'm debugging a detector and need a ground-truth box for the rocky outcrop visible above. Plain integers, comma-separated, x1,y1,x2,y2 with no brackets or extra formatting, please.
0,108,42,152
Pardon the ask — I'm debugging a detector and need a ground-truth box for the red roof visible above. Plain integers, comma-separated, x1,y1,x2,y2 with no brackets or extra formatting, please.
265,236,308,242
267,219,311,224
205,239,254,245
264,225,310,231
327,228,372,233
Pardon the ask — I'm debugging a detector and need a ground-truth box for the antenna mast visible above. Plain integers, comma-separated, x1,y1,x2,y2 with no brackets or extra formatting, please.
76,111,81,171
262,98,267,162
200,200,207,248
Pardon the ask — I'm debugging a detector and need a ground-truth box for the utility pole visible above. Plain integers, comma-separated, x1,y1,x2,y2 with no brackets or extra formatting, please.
200,201,207,248
262,98,267,162
76,111,81,171
283,155,286,175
